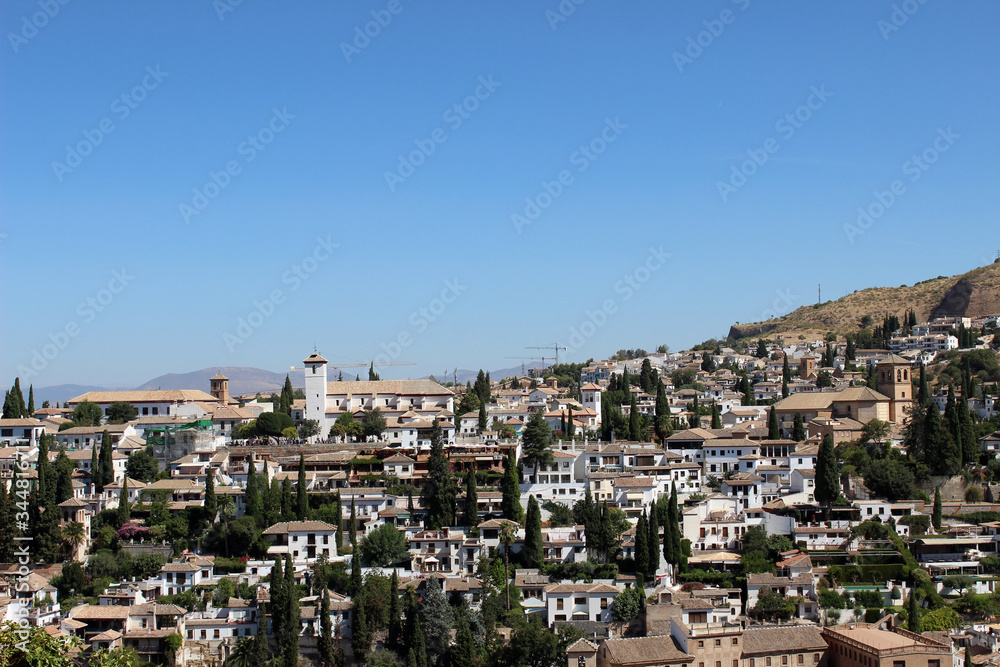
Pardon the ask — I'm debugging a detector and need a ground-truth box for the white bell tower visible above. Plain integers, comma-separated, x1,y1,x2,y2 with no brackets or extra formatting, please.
581,383,602,424
303,351,329,436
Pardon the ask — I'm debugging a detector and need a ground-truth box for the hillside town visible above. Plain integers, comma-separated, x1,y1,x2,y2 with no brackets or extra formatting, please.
2,313,1000,667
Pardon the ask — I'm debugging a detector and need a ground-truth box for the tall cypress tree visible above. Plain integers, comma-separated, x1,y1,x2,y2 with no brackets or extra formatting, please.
90,441,100,491
524,495,543,568
500,450,523,523
349,498,357,546
351,590,371,663
280,375,294,416
792,412,806,442
767,406,780,440
117,476,130,526
782,356,791,398
668,483,681,566
655,382,670,441
933,488,942,531
647,500,659,575
907,592,921,632
634,509,649,578
918,363,930,406
711,401,721,429
99,430,114,489
296,454,309,520
27,385,35,416
567,406,575,437
282,554,298,666
463,470,479,530
270,557,286,646
815,434,839,513
421,419,457,529
246,458,260,521
318,589,336,667
387,570,402,653
280,477,293,520
205,471,217,518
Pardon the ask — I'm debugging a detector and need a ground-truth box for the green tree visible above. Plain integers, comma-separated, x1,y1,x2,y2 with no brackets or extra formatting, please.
646,501,660,575
521,411,554,480
352,593,372,664
450,612,477,667
91,442,101,491
420,576,453,660
245,460,261,520
257,411,294,437
711,401,721,429
421,419,457,529
125,449,159,482
463,470,479,530
296,454,309,520
106,401,138,424
500,450,523,523
907,592,921,632
524,495,544,568
815,434,840,511
634,510,649,577
755,340,768,358
628,395,640,441
205,472,217,519
792,412,805,442
862,460,916,502
611,586,644,622
386,570,402,654
933,487,942,531
72,400,103,426
767,406,780,439
117,477,130,526
27,385,35,415
478,402,488,433
99,430,114,489
362,408,387,440
280,375,294,416
359,523,409,567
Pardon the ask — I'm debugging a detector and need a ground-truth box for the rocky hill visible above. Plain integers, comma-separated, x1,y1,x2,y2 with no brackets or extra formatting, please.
729,260,1000,341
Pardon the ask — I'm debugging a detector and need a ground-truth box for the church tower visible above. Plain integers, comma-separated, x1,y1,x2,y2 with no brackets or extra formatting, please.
210,373,231,405
876,354,913,423
303,351,330,434
581,383,602,424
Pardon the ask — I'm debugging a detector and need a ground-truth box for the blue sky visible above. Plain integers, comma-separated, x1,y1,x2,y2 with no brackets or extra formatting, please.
2,1,998,388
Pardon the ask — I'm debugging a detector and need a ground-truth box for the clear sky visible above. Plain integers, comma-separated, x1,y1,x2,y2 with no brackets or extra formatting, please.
2,1,998,388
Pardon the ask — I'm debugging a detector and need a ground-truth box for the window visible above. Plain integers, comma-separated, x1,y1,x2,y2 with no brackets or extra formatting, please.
813,654,819,663
715,640,721,647
574,597,585,606
893,662,905,667
929,661,940,667
766,659,772,666
782,657,788,665
556,599,564,610
732,638,738,646
698,641,704,649
601,598,608,609
214,630,220,639
798,655,804,664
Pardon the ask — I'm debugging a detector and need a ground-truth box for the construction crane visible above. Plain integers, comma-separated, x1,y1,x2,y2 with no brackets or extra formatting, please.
290,352,415,377
505,356,555,377
526,343,567,366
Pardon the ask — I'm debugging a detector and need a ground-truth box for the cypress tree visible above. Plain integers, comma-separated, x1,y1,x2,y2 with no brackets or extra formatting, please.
767,406,780,440
318,589,336,667
933,488,942,531
524,495,544,568
500,450,523,523
408,616,428,667
387,570,402,652
965,647,973,667
816,434,840,513
205,471,217,518
655,382,669,441
451,613,476,667
635,509,649,577
782,356,791,398
351,592,371,664
11,379,26,417
296,454,309,520
668,483,681,565
245,458,260,520
567,406,575,437
479,402,488,433
87,439,100,491
280,375,294,416
99,430,114,489
37,434,51,505
282,554,298,666
349,498,357,546
117,476,130,526
792,412,806,442
463,470,479,530
280,477,293,520
27,385,34,416
907,592,921,632
421,419,457,529
688,395,700,429
647,501,660,574
270,557,286,646
918,363,930,406
711,401,721,429
350,549,362,596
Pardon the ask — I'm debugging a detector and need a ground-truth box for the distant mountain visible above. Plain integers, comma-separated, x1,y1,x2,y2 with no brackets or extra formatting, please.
424,363,543,386
729,260,1000,341
135,366,290,397
36,367,293,405
35,384,113,406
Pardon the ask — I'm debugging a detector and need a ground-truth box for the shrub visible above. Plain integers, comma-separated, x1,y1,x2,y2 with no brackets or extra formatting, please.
819,589,846,609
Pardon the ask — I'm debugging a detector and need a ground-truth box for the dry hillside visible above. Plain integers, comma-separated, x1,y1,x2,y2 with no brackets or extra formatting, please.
729,261,1000,341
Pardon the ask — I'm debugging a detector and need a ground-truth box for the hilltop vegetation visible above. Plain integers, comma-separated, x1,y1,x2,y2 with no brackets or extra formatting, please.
730,261,1000,341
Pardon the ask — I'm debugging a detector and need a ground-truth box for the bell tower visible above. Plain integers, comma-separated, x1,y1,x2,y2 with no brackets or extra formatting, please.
210,373,230,405
876,354,913,423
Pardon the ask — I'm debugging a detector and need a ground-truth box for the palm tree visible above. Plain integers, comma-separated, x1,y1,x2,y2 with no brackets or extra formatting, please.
224,636,254,667
499,521,516,611
62,522,86,557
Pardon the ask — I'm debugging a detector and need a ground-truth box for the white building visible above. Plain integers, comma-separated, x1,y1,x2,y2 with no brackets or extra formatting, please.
543,582,620,625
262,520,339,562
